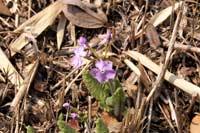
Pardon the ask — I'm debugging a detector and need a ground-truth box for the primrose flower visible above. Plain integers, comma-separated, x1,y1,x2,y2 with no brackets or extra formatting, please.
78,36,87,48
71,46,87,68
63,102,70,108
71,113,78,119
90,60,116,83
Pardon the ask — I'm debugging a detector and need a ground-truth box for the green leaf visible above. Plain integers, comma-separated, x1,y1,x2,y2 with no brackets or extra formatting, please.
95,118,109,133
57,113,76,133
82,71,110,107
26,125,34,133
106,87,126,119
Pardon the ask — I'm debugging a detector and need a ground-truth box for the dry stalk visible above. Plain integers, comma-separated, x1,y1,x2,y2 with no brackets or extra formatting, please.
146,10,183,102
10,60,39,109
158,103,176,132
125,52,200,96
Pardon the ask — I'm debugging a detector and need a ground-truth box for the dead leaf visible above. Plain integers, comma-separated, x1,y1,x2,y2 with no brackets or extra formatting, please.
145,23,161,48
150,1,182,27
101,112,122,133
57,14,67,50
62,0,107,28
192,31,200,41
10,60,39,109
9,1,64,56
137,63,152,90
0,0,11,16
190,114,200,133
178,6,187,37
0,48,23,86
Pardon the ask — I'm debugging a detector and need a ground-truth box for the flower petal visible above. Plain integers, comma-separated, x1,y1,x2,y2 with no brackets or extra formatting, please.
95,60,105,72
105,31,111,41
103,61,113,71
71,56,82,68
79,36,87,45
90,68,104,83
74,46,87,57
105,70,116,81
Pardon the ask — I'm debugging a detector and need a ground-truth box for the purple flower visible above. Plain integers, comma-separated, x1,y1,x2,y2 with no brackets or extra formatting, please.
74,46,87,57
71,113,78,119
78,37,87,48
105,31,111,41
90,60,116,83
71,46,87,68
71,55,82,68
63,102,70,108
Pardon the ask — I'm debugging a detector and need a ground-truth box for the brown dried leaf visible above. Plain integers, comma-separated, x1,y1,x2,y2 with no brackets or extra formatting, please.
101,112,122,133
0,48,23,86
190,114,200,133
62,0,107,28
137,63,152,90
9,1,64,56
150,1,182,27
0,0,11,16
57,14,67,50
192,31,200,41
145,23,161,48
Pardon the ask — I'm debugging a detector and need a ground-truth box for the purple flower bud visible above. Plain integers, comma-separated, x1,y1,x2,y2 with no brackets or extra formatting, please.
71,113,78,119
78,37,87,48
90,60,116,83
63,102,70,108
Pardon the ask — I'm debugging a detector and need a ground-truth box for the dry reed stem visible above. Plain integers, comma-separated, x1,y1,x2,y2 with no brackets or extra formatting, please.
125,51,200,96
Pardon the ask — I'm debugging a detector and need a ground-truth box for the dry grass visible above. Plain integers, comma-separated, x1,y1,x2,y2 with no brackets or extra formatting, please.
0,0,200,132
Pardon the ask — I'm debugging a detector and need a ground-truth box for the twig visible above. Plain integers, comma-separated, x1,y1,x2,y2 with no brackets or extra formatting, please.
166,90,181,132
64,62,90,95
10,60,39,109
146,10,183,102
158,103,176,132
164,41,200,54
28,0,32,18
88,96,92,133
50,67,78,91
146,98,153,133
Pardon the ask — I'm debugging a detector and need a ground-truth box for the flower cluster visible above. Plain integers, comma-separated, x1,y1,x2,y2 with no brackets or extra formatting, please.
71,37,88,68
71,32,116,83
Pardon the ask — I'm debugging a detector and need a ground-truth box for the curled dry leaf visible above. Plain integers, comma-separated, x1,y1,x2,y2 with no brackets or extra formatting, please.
0,0,11,16
62,0,107,28
190,114,200,133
